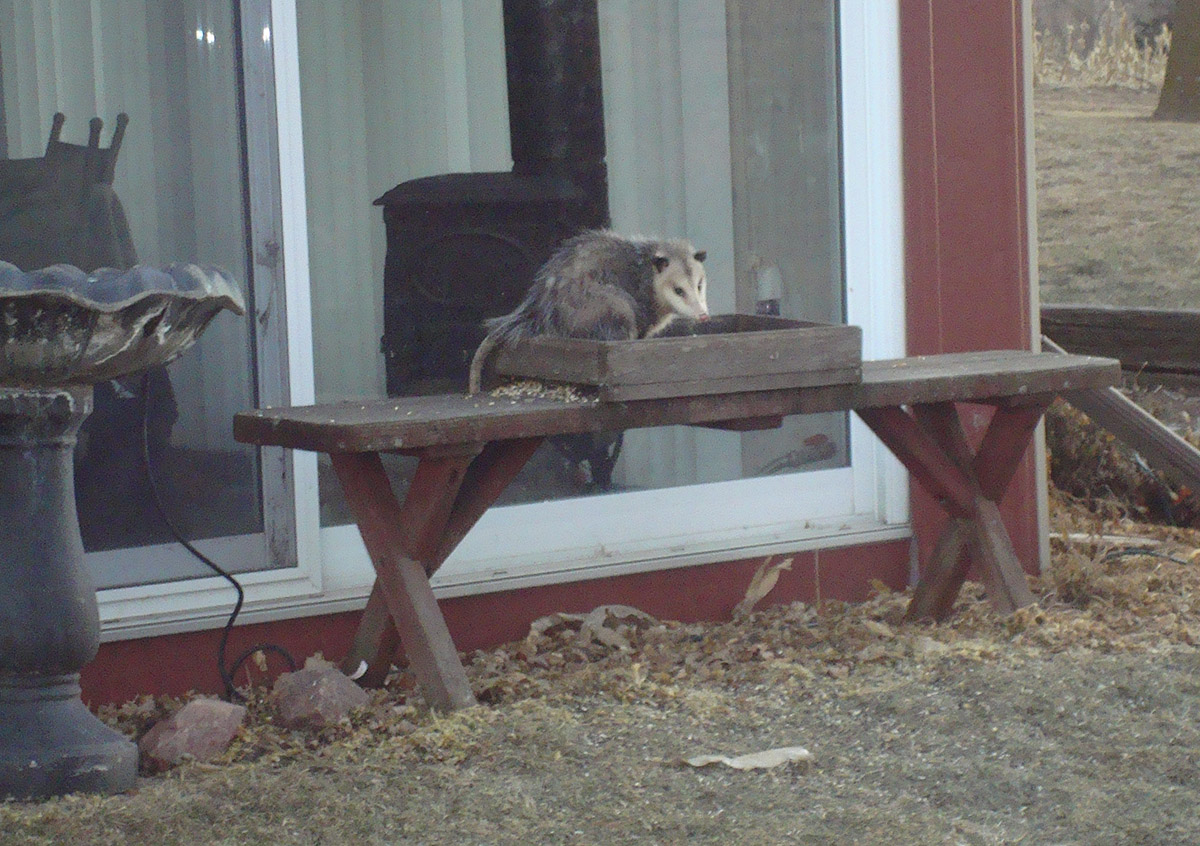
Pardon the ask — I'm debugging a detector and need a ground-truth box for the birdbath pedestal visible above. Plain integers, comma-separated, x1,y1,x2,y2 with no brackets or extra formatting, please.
0,263,244,800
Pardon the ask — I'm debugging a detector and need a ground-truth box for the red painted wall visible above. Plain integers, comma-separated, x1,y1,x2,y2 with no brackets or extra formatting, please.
82,2,1040,706
83,540,909,705
900,0,1040,574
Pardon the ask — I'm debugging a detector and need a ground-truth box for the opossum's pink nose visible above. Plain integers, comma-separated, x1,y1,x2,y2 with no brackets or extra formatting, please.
698,311,710,321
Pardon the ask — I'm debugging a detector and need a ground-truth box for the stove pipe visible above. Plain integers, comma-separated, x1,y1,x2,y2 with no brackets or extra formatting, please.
503,0,606,177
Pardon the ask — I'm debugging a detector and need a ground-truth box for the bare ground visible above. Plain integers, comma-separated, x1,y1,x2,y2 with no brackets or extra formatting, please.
5,505,1200,846
4,87,1200,844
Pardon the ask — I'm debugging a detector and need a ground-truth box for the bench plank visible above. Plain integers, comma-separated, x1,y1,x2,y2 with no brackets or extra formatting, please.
234,351,1118,454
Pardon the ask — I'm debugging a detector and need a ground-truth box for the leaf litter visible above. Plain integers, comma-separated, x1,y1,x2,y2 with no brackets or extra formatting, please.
12,500,1196,844
9,348,1200,841
73,478,1200,799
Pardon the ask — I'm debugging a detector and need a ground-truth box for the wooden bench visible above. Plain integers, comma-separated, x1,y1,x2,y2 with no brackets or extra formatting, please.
234,350,1119,710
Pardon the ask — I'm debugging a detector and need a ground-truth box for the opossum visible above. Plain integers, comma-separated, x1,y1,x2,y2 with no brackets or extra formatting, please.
467,230,710,394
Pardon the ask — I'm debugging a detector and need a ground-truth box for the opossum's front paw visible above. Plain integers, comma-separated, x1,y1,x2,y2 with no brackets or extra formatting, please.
646,313,740,337
644,315,702,337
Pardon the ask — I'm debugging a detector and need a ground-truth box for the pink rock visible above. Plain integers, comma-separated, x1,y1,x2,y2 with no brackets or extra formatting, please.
272,665,369,729
138,698,246,773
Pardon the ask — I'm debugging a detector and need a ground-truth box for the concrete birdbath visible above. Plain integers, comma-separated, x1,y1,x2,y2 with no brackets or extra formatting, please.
0,261,244,800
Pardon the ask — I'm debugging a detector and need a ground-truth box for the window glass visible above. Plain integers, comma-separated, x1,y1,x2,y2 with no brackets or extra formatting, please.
296,1,844,526
0,1,262,562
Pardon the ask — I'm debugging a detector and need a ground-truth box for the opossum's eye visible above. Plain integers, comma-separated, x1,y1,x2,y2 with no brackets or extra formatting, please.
694,251,706,263
674,286,685,296
652,255,670,273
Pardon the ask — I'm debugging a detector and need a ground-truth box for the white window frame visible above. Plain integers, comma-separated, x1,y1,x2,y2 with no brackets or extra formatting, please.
98,0,906,640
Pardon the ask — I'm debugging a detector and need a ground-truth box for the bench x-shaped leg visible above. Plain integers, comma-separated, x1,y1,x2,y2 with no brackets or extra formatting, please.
857,399,1051,621
331,437,543,710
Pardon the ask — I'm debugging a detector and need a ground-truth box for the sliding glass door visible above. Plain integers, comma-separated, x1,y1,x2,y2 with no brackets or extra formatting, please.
0,1,301,600
296,1,906,595
0,0,903,636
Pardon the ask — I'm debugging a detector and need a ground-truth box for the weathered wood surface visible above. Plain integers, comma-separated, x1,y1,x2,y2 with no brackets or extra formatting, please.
856,405,978,518
884,401,1041,620
234,351,1120,454
593,367,864,403
1042,304,1200,376
330,452,476,711
488,316,862,400
235,350,1120,700
335,437,544,697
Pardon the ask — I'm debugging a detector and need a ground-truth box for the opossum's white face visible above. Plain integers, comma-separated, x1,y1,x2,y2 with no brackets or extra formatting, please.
651,249,710,322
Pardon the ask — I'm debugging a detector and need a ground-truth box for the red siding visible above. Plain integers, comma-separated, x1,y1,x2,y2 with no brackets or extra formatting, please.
83,540,908,706
900,0,1039,575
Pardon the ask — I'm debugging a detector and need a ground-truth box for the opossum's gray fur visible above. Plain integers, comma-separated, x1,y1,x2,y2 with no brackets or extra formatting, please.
468,229,708,394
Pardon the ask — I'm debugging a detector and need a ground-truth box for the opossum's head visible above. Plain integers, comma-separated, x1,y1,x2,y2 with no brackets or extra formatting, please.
650,245,709,322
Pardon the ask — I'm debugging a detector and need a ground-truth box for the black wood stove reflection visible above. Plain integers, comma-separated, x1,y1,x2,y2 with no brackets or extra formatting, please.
377,0,609,396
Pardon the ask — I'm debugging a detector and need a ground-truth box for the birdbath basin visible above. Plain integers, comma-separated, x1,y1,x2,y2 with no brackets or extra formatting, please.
0,262,244,800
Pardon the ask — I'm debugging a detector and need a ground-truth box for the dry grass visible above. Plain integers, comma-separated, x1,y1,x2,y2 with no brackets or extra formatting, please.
1035,86,1200,307
3,505,1200,843
1033,1,1169,90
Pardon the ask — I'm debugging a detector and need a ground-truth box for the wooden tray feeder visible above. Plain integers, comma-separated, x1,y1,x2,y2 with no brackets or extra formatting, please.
487,314,862,401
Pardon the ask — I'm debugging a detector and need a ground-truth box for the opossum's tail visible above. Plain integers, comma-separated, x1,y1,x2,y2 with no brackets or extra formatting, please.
467,331,500,395
468,311,530,394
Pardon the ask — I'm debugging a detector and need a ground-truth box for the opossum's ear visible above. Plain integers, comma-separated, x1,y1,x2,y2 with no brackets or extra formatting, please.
652,255,670,273
693,250,707,263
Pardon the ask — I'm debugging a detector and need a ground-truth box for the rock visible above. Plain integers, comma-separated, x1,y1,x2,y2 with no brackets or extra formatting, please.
138,698,246,773
272,665,369,729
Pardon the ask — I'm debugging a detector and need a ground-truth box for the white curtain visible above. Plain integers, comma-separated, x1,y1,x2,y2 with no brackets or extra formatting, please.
297,0,510,403
598,0,742,488
724,0,848,478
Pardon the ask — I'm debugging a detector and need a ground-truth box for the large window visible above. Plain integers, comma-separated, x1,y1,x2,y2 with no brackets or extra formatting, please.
296,1,906,598
0,1,902,638
0,2,316,641
0,1,270,588
299,1,848,523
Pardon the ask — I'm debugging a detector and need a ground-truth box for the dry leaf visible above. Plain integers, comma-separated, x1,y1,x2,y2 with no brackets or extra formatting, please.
909,636,950,659
734,556,794,617
527,612,587,641
580,605,658,651
685,745,812,770
862,619,895,639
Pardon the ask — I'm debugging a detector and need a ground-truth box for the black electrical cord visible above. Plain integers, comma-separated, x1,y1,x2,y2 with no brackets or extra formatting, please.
137,370,297,701
1101,546,1194,567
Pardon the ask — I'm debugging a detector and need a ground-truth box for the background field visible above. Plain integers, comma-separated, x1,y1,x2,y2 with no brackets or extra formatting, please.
1034,0,1200,309
1036,86,1200,308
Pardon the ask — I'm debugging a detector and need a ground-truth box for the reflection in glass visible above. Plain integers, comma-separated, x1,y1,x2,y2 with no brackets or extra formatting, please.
0,1,262,555
295,1,844,526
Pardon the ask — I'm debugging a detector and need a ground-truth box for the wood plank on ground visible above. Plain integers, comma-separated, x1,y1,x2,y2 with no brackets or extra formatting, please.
1043,335,1200,496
